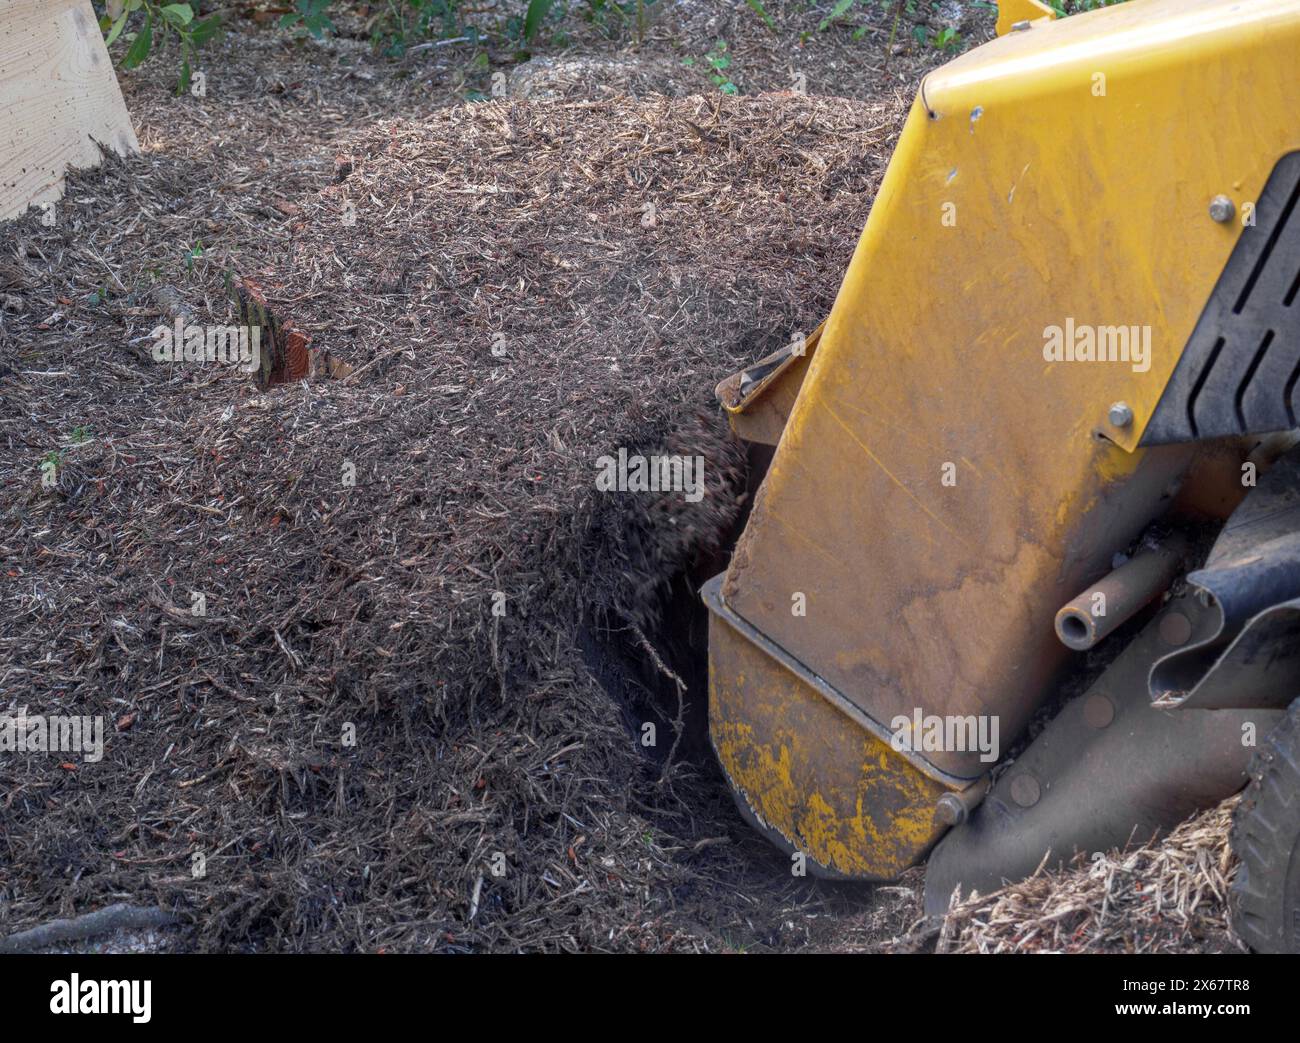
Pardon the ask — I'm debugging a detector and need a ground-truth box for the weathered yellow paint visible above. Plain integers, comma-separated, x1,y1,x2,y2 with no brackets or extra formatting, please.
707,0,1300,875
708,603,951,878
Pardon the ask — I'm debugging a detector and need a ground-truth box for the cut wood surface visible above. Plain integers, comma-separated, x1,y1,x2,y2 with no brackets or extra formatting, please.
0,0,138,221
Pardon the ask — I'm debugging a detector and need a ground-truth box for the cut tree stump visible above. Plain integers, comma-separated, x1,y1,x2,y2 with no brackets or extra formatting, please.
232,276,353,387
0,0,138,221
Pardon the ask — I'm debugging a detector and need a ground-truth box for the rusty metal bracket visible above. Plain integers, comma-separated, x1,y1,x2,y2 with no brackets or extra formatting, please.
715,321,824,446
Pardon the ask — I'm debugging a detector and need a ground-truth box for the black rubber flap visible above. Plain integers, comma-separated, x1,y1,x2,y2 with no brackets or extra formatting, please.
1143,151,1300,444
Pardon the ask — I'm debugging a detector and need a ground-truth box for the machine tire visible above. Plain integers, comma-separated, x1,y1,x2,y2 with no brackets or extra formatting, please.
1231,698,1300,953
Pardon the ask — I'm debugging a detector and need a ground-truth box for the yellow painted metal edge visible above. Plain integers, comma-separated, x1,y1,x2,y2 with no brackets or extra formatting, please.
996,0,1057,38
702,574,973,789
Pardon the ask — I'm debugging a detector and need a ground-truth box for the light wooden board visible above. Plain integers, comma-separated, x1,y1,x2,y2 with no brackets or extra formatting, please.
0,0,139,221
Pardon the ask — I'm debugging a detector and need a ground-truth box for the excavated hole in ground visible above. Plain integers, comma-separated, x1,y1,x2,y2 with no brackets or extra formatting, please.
579,447,775,795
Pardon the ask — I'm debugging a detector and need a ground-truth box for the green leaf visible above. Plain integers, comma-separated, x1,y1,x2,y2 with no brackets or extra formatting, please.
190,15,223,47
160,4,194,27
818,0,855,31
105,12,128,47
744,0,776,30
122,12,153,69
178,56,192,95
523,0,556,42
279,12,303,28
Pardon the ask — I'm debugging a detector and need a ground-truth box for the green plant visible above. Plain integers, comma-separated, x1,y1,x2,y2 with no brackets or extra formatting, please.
809,0,986,50
523,0,556,42
499,0,558,51
813,0,893,42
744,0,776,31
367,1,483,57
910,17,963,53
101,0,673,82
702,39,737,95
577,0,657,43
1046,0,1130,14
280,0,336,39
39,430,90,479
819,0,857,31
933,24,961,50
99,1,223,93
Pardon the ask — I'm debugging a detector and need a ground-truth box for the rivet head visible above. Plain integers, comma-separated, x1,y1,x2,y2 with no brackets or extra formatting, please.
1083,693,1115,729
1108,401,1134,428
1159,610,1193,647
1209,195,1236,223
1009,774,1041,808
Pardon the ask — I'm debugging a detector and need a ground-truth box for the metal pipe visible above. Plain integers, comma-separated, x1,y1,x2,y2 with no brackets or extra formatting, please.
1054,535,1188,651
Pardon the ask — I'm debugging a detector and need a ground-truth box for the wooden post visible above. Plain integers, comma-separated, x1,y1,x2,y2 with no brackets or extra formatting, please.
0,0,138,221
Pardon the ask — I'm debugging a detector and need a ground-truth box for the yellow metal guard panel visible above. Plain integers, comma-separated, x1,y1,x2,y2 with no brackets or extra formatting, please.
718,0,1300,797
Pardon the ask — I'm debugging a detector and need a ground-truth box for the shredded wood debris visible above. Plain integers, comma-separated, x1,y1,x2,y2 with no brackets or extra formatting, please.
0,19,915,951
933,800,1245,954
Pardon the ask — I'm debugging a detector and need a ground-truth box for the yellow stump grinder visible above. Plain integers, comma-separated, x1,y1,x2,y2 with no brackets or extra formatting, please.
705,0,1300,952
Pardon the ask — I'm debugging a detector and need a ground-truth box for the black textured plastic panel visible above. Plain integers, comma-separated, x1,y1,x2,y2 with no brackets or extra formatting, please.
1142,151,1300,445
